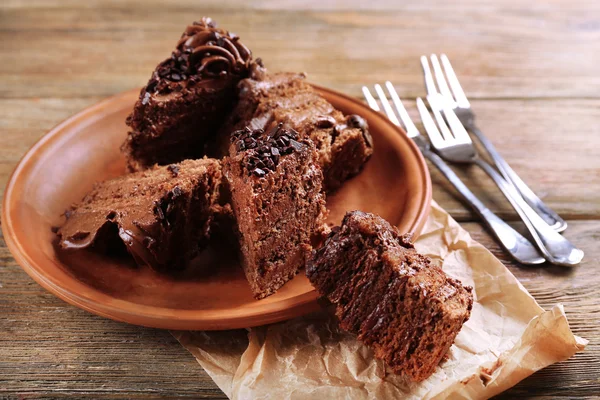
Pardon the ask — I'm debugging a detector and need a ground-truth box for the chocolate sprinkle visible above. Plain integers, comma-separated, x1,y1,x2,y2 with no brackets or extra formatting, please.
231,123,305,177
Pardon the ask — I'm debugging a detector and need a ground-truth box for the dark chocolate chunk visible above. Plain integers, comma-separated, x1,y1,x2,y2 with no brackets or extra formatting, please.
315,115,336,129
347,114,373,148
232,124,305,177
289,139,304,152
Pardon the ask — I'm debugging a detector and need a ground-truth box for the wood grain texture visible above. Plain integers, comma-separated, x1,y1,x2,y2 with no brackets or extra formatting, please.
1,0,598,398
1,0,600,99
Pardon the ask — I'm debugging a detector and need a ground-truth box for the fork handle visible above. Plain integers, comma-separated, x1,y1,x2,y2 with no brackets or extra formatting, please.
423,149,545,265
474,158,583,266
469,125,567,232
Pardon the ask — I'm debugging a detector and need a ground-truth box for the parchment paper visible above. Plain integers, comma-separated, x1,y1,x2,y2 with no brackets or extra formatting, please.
173,201,587,399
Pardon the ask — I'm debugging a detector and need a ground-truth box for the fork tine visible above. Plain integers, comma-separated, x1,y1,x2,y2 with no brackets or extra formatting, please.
439,99,473,145
427,95,454,142
384,81,419,137
440,54,471,108
430,54,456,107
374,84,401,126
420,55,437,96
416,98,445,150
362,86,380,112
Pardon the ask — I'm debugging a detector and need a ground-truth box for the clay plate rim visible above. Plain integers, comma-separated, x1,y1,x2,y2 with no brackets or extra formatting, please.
1,86,432,330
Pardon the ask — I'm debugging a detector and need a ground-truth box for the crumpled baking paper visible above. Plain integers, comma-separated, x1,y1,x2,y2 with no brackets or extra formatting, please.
172,201,586,399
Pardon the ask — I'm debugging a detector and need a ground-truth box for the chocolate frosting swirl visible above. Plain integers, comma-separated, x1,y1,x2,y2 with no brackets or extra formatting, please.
145,17,252,95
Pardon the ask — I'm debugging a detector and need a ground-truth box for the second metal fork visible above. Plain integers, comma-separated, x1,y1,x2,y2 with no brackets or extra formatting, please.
416,90,583,266
422,54,567,232
363,82,545,265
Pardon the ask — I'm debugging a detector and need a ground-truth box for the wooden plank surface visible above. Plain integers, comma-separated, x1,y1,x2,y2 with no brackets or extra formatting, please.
1,0,599,398
1,1,600,99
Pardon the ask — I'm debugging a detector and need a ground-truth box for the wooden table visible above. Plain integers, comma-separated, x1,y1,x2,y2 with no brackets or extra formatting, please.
1,1,599,398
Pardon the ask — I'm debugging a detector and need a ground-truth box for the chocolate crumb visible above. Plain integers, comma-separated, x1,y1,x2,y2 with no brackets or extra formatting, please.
167,164,180,177
347,114,373,148
154,201,166,222
315,115,336,129
347,114,368,131
171,186,183,198
142,92,151,105
289,138,304,152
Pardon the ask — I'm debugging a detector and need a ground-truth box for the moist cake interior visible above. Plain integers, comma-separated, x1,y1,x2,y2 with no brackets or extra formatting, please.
306,211,473,381
224,124,327,298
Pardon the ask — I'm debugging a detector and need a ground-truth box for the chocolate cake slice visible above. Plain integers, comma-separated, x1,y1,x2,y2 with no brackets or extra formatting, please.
123,17,253,171
306,211,473,382
57,158,227,271
219,63,373,192
224,124,327,299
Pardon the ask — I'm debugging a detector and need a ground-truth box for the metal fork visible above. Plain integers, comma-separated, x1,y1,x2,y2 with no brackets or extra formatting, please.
422,54,567,232
362,82,545,265
415,77,583,266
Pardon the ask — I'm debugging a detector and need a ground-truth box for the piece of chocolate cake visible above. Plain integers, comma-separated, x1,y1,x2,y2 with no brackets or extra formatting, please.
57,158,227,271
224,124,327,299
123,17,253,171
219,64,373,192
306,211,473,382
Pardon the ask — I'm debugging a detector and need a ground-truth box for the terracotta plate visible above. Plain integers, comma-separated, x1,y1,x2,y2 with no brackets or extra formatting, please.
2,86,431,330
